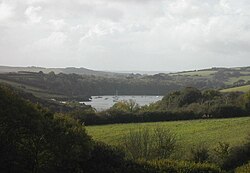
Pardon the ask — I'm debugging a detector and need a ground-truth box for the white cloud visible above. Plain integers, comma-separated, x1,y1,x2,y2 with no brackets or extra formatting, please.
25,6,42,23
49,19,67,31
34,32,67,49
0,0,250,70
0,2,14,21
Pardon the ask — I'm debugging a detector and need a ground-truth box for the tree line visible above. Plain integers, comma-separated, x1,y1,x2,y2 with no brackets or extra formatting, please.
71,87,250,125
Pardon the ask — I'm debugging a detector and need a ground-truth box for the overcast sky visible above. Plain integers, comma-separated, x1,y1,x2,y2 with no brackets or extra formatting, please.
0,0,250,71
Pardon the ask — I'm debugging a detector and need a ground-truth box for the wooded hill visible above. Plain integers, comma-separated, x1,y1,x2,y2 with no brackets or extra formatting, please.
0,66,249,101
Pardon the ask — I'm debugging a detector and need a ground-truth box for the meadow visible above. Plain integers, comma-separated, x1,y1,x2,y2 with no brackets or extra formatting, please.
221,85,250,93
87,117,250,158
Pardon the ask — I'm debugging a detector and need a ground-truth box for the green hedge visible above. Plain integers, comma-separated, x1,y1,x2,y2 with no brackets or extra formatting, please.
144,160,222,173
235,162,250,173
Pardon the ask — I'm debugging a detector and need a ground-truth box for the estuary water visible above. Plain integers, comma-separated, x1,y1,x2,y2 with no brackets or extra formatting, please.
82,95,163,111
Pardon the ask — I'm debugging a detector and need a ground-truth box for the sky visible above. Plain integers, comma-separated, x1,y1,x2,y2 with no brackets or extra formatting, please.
0,0,250,72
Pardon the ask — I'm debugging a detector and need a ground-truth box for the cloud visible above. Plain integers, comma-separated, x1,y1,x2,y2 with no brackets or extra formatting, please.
0,1,14,21
49,19,67,31
0,0,250,71
31,32,68,50
25,6,42,23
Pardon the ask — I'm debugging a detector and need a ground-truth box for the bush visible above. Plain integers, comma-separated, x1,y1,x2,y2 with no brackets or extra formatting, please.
235,162,250,173
222,135,250,170
209,105,246,118
145,159,222,173
122,127,176,160
189,144,210,163
211,142,230,166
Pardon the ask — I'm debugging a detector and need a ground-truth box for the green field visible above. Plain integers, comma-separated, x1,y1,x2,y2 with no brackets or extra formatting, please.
221,85,250,93
170,70,216,77
87,117,250,158
225,76,250,85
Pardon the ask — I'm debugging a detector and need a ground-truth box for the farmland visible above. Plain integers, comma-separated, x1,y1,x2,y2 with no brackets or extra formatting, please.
221,85,250,93
87,117,250,158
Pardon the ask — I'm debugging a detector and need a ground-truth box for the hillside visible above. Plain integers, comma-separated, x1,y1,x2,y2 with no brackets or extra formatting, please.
0,66,250,101
0,66,125,77
170,66,250,85
221,85,250,93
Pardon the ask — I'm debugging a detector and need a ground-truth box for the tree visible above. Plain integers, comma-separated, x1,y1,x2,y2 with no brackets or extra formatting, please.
110,100,140,113
0,84,92,173
178,87,202,106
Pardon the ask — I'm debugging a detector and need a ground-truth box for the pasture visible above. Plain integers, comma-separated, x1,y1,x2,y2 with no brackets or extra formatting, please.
221,85,250,93
87,117,250,158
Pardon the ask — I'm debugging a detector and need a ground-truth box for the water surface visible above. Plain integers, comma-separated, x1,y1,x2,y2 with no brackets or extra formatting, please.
83,95,163,111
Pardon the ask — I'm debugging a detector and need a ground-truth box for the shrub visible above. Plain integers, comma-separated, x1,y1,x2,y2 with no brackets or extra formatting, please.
122,127,176,160
222,135,250,170
190,144,210,163
235,162,250,173
211,142,230,166
145,159,222,173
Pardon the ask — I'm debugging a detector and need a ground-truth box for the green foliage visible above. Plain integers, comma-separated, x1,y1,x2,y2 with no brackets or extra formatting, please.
211,142,230,166
178,87,202,107
84,142,128,173
79,87,249,125
145,159,222,173
189,144,210,163
202,89,222,100
243,90,250,111
122,127,176,160
222,134,250,170
110,99,140,113
0,84,92,173
235,162,250,173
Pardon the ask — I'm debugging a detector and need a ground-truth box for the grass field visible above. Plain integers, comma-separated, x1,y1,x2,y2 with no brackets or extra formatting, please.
225,76,250,85
87,117,250,158
170,70,216,77
221,85,250,93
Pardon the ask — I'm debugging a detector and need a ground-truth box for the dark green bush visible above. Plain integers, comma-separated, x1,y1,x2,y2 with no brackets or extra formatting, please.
189,144,210,163
122,127,176,160
145,159,222,173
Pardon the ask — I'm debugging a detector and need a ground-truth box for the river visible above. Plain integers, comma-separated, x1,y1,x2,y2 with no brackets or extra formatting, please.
82,95,163,111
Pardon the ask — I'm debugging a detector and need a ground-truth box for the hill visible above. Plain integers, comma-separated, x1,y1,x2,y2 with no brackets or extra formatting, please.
0,66,250,101
0,65,125,77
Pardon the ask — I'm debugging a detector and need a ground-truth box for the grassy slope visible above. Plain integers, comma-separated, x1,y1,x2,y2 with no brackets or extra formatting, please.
178,70,216,77
170,68,250,85
221,85,250,93
87,117,250,157
225,76,250,85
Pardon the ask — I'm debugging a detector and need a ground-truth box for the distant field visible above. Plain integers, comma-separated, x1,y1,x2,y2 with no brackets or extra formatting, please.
226,76,250,85
170,70,216,77
221,85,250,93
87,117,250,158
